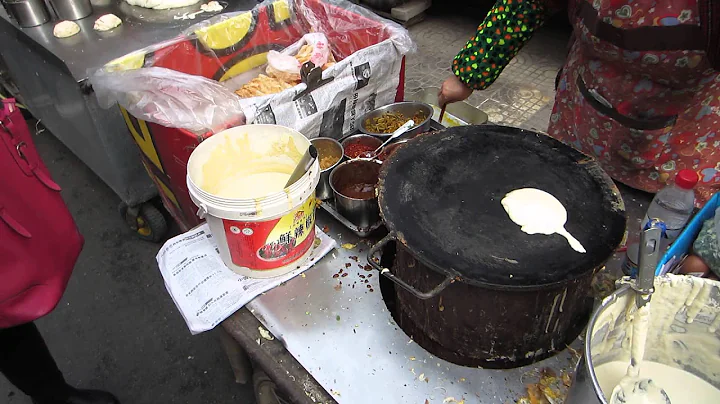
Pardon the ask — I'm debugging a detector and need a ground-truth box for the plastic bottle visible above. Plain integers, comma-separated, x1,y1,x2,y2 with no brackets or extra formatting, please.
641,169,698,242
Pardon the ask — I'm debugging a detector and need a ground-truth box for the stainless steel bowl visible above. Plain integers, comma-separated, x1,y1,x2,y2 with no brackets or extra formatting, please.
310,137,343,200
340,134,382,159
329,159,382,229
359,101,433,138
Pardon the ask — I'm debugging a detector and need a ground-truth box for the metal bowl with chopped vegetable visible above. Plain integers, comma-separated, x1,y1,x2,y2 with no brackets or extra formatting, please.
359,101,433,138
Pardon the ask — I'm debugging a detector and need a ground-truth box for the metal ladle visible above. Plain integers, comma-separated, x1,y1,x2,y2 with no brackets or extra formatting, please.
609,223,671,404
635,223,662,310
361,119,414,159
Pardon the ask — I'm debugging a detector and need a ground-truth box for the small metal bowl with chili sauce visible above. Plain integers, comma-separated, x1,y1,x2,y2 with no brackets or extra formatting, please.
359,101,433,138
341,134,382,160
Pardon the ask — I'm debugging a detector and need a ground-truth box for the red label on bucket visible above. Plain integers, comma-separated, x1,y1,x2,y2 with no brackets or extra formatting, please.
221,198,316,270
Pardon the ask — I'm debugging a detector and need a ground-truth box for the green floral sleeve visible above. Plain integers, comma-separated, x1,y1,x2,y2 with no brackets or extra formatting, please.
453,0,549,90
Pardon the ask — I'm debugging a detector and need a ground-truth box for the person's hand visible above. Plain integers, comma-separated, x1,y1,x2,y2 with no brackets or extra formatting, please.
438,75,473,108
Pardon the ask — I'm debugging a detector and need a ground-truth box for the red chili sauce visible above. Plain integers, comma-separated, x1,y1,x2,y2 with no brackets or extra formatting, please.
344,143,376,159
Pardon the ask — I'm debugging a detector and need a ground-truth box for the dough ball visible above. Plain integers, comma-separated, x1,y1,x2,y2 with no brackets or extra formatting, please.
94,14,123,32
53,21,80,38
124,0,201,10
200,1,223,12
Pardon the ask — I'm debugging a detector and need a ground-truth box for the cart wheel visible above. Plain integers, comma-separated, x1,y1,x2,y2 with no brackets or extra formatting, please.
253,370,289,404
123,203,168,242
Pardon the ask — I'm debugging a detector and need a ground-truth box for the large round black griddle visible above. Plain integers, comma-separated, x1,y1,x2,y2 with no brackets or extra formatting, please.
378,125,626,288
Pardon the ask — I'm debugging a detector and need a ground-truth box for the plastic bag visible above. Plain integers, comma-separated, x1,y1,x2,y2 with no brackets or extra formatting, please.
185,0,415,58
266,33,332,83
92,66,245,134
292,0,415,58
266,51,302,83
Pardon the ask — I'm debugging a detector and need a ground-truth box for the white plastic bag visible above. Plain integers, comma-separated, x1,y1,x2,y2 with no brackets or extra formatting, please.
266,51,302,83
266,33,332,83
299,33,332,67
92,67,246,134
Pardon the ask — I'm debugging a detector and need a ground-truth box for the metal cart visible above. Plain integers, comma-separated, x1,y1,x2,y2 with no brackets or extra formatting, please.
0,0,257,240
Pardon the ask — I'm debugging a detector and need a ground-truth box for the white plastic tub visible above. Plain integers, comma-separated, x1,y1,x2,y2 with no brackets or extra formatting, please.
187,125,320,278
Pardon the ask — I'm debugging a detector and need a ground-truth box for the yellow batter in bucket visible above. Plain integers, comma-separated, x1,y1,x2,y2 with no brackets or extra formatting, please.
200,132,303,199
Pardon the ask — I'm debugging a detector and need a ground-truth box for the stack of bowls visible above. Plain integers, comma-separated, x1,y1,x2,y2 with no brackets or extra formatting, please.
311,101,432,231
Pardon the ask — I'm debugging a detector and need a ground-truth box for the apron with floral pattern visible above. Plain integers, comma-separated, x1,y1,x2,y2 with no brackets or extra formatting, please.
550,0,720,205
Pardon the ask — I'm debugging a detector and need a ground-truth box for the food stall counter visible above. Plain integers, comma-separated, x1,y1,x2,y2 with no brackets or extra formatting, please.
219,184,651,403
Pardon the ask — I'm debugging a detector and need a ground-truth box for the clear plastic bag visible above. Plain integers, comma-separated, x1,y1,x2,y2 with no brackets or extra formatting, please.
293,0,415,58
266,50,303,83
266,33,333,83
91,0,414,134
93,66,246,134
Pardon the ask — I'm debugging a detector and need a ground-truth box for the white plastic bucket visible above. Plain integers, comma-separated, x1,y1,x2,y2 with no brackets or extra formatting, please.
186,125,320,278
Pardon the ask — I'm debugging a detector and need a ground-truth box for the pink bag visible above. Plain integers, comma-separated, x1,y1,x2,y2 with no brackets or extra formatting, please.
0,98,83,328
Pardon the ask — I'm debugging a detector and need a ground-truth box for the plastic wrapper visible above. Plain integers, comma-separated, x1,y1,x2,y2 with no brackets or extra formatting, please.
266,50,303,83
91,0,415,135
692,207,720,275
266,33,332,83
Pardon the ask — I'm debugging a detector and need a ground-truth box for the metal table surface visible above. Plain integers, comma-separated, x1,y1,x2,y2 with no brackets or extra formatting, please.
0,0,258,81
222,185,651,403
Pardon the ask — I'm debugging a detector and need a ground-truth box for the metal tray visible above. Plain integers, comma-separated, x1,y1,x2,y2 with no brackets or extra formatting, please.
407,86,489,127
317,198,384,237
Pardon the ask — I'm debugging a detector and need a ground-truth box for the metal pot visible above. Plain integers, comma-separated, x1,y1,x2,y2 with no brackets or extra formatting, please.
49,0,91,20
407,86,489,126
3,0,50,27
341,134,382,160
374,237,597,368
329,159,382,229
566,277,720,403
368,125,627,368
565,287,632,404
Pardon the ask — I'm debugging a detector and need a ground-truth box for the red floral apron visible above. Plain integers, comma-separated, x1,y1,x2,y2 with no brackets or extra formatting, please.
549,0,720,205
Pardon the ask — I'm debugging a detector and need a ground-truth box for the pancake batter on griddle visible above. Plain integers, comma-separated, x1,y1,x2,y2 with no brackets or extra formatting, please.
501,188,586,253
